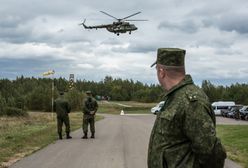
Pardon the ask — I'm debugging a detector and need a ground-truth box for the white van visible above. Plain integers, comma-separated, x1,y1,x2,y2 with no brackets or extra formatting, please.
211,101,235,115
151,101,165,114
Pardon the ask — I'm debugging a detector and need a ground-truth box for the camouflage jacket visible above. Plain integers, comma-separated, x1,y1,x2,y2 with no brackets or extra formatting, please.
148,75,226,168
83,97,98,115
54,97,71,118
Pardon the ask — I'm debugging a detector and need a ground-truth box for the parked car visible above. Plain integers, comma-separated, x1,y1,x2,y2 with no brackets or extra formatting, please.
221,106,232,117
151,101,165,114
226,105,243,118
212,101,235,115
239,106,248,113
240,106,248,120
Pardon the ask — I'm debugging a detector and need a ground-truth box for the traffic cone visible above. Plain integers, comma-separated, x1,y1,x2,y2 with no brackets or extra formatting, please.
120,110,125,115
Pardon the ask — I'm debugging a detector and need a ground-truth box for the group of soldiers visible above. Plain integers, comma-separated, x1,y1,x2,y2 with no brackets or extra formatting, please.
54,90,98,139
54,48,227,168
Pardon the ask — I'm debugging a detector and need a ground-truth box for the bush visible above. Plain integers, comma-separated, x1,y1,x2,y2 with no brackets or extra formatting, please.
0,94,6,116
0,109,4,116
3,107,28,117
65,89,85,111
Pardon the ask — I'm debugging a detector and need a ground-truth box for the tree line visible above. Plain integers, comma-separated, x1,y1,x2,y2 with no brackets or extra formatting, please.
1,76,248,115
0,76,163,114
201,80,248,105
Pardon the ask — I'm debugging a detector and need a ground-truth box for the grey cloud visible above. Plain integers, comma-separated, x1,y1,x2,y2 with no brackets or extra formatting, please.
0,18,90,45
127,44,156,53
202,19,213,28
1,0,82,19
196,39,234,49
158,20,199,33
0,15,32,43
189,2,248,35
0,29,31,44
0,56,74,79
0,0,248,85
202,14,248,34
215,48,242,56
111,43,156,53
193,78,248,86
101,38,122,45
0,0,93,44
217,16,248,34
0,16,24,28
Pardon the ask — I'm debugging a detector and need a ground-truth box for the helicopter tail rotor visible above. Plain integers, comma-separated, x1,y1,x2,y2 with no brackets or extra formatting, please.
78,19,86,25
79,19,88,28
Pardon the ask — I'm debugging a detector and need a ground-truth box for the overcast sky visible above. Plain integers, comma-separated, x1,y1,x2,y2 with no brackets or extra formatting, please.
0,0,248,85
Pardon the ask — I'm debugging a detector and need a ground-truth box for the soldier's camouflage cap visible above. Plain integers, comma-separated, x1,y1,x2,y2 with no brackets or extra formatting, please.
151,48,186,67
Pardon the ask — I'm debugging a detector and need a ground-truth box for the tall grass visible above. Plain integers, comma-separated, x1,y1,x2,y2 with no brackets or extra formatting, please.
0,112,103,167
217,125,248,168
97,101,156,114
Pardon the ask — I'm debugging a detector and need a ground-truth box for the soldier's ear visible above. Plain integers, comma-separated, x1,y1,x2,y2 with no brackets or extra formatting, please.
158,68,166,78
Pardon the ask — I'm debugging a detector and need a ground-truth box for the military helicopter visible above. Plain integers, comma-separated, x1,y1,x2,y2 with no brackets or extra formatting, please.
79,11,147,36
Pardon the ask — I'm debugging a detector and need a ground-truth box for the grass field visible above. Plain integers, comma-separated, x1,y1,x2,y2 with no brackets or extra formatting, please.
0,112,103,168
217,125,248,168
98,101,156,114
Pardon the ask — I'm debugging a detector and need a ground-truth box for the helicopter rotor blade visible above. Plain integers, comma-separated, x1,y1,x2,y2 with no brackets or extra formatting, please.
121,11,141,20
125,19,148,21
100,11,118,20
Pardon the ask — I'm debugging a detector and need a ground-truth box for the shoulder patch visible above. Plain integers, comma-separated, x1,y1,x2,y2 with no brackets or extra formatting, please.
185,91,198,102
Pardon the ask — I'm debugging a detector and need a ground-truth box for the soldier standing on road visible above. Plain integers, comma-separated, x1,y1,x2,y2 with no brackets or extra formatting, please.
82,91,98,139
54,91,72,140
148,48,226,168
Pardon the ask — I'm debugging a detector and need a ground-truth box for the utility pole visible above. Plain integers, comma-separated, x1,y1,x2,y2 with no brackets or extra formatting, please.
43,70,55,120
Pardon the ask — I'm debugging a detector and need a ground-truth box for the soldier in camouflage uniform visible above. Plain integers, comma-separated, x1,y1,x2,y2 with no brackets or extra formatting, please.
82,91,98,139
54,91,72,140
148,48,226,168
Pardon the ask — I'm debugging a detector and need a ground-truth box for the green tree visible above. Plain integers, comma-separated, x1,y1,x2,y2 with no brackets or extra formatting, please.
65,89,85,111
0,93,7,115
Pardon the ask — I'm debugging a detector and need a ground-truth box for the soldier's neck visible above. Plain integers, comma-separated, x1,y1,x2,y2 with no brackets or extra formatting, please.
164,77,184,91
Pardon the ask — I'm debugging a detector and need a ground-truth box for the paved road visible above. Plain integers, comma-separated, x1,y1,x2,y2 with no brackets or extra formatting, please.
11,114,242,168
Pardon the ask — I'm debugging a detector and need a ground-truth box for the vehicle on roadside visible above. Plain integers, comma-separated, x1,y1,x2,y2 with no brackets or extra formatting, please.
240,106,248,113
240,106,248,120
221,106,232,117
212,101,235,116
151,101,165,114
226,105,243,118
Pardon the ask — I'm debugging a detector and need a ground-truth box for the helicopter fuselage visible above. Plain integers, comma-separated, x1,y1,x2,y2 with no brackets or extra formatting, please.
106,22,137,35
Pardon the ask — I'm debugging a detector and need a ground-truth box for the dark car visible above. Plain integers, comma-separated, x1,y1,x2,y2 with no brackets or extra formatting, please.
226,105,243,118
221,106,232,117
240,106,248,120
